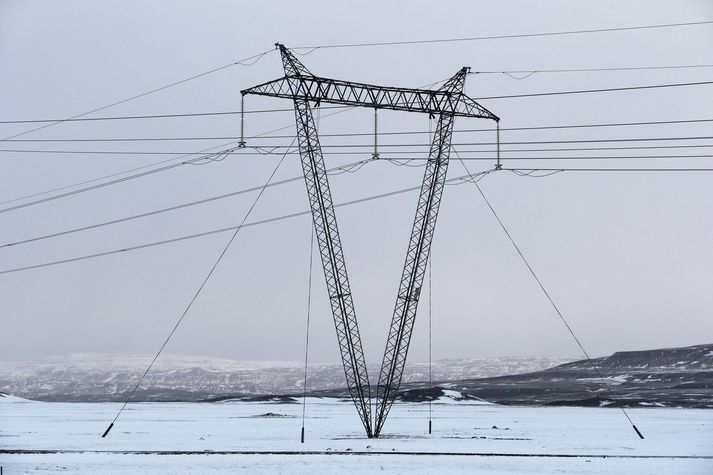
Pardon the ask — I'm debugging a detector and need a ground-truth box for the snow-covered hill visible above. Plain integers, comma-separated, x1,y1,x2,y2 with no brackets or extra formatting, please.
3,344,710,407
0,353,574,402
419,343,713,408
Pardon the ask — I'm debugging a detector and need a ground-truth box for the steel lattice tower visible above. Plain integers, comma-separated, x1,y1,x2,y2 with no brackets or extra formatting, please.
242,44,498,437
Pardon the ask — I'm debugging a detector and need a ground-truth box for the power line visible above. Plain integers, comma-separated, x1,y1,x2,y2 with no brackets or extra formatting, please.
413,154,713,161
0,107,300,125
452,144,713,153
473,80,713,101
0,104,364,214
3,149,713,167
7,158,713,250
474,64,713,76
101,136,293,438
5,135,713,155
5,151,713,162
4,150,713,159
0,140,246,208
506,167,713,173
0,78,447,213
2,49,274,141
0,148,246,156
3,80,711,126
0,170,494,275
0,158,373,247
6,117,713,143
0,145,251,215
1,73,707,216
4,166,713,275
292,20,713,49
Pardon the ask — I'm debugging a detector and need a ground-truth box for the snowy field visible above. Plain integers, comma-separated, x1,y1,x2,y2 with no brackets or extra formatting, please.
1,394,712,474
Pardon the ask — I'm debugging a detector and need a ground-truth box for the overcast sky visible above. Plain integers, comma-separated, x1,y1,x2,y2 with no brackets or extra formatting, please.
1,0,712,365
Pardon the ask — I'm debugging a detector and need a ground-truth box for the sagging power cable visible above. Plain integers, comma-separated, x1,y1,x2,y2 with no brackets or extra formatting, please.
0,157,371,249
454,149,645,440
8,134,713,155
100,137,294,438
2,49,274,141
0,145,252,215
7,117,713,142
0,76,439,216
291,20,713,50
3,79,713,126
0,169,494,276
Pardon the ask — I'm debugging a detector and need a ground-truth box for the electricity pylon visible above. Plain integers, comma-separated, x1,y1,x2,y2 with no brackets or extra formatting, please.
242,43,498,437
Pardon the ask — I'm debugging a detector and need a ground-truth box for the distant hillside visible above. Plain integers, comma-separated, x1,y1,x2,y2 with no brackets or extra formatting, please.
553,344,713,371
398,343,713,408
3,345,710,408
0,353,573,402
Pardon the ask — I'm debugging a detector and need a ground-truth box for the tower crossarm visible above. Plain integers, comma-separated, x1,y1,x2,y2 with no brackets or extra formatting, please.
241,75,498,121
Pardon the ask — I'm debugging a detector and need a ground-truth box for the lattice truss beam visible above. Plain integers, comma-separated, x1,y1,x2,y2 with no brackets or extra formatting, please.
245,67,497,120
241,43,499,438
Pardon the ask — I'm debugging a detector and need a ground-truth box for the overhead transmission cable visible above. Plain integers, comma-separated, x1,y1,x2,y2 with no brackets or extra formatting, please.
453,149,645,440
474,79,713,101
0,72,707,217
0,47,277,210
8,117,712,143
505,167,713,173
6,151,713,251
0,108,323,210
0,75,459,214
0,144,258,215
8,148,713,160
0,169,495,276
0,140,246,208
1,165,712,275
8,164,713,276
7,134,713,155
100,137,294,438
473,63,713,77
0,107,297,124
290,20,713,50
0,158,373,248
0,75,449,129
1,49,274,141
3,79,712,126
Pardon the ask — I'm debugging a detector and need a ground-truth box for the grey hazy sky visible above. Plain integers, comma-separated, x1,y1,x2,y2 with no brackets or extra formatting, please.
1,0,712,365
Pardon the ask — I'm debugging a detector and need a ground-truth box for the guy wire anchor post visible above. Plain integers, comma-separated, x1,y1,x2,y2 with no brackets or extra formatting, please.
495,119,502,170
238,95,246,148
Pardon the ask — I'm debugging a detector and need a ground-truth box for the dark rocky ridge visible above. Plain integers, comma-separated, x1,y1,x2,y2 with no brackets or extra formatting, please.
296,344,713,408
400,343,713,408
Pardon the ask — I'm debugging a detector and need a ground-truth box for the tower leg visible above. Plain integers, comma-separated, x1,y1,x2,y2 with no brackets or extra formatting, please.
374,112,456,436
292,98,373,437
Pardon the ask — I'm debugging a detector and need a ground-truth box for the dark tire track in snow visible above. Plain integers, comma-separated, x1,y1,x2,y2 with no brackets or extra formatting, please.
2,449,712,459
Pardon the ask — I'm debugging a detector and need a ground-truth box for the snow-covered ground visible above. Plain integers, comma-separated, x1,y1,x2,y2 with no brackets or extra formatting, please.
1,394,712,474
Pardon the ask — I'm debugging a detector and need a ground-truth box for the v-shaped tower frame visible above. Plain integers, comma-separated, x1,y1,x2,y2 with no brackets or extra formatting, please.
242,44,499,437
